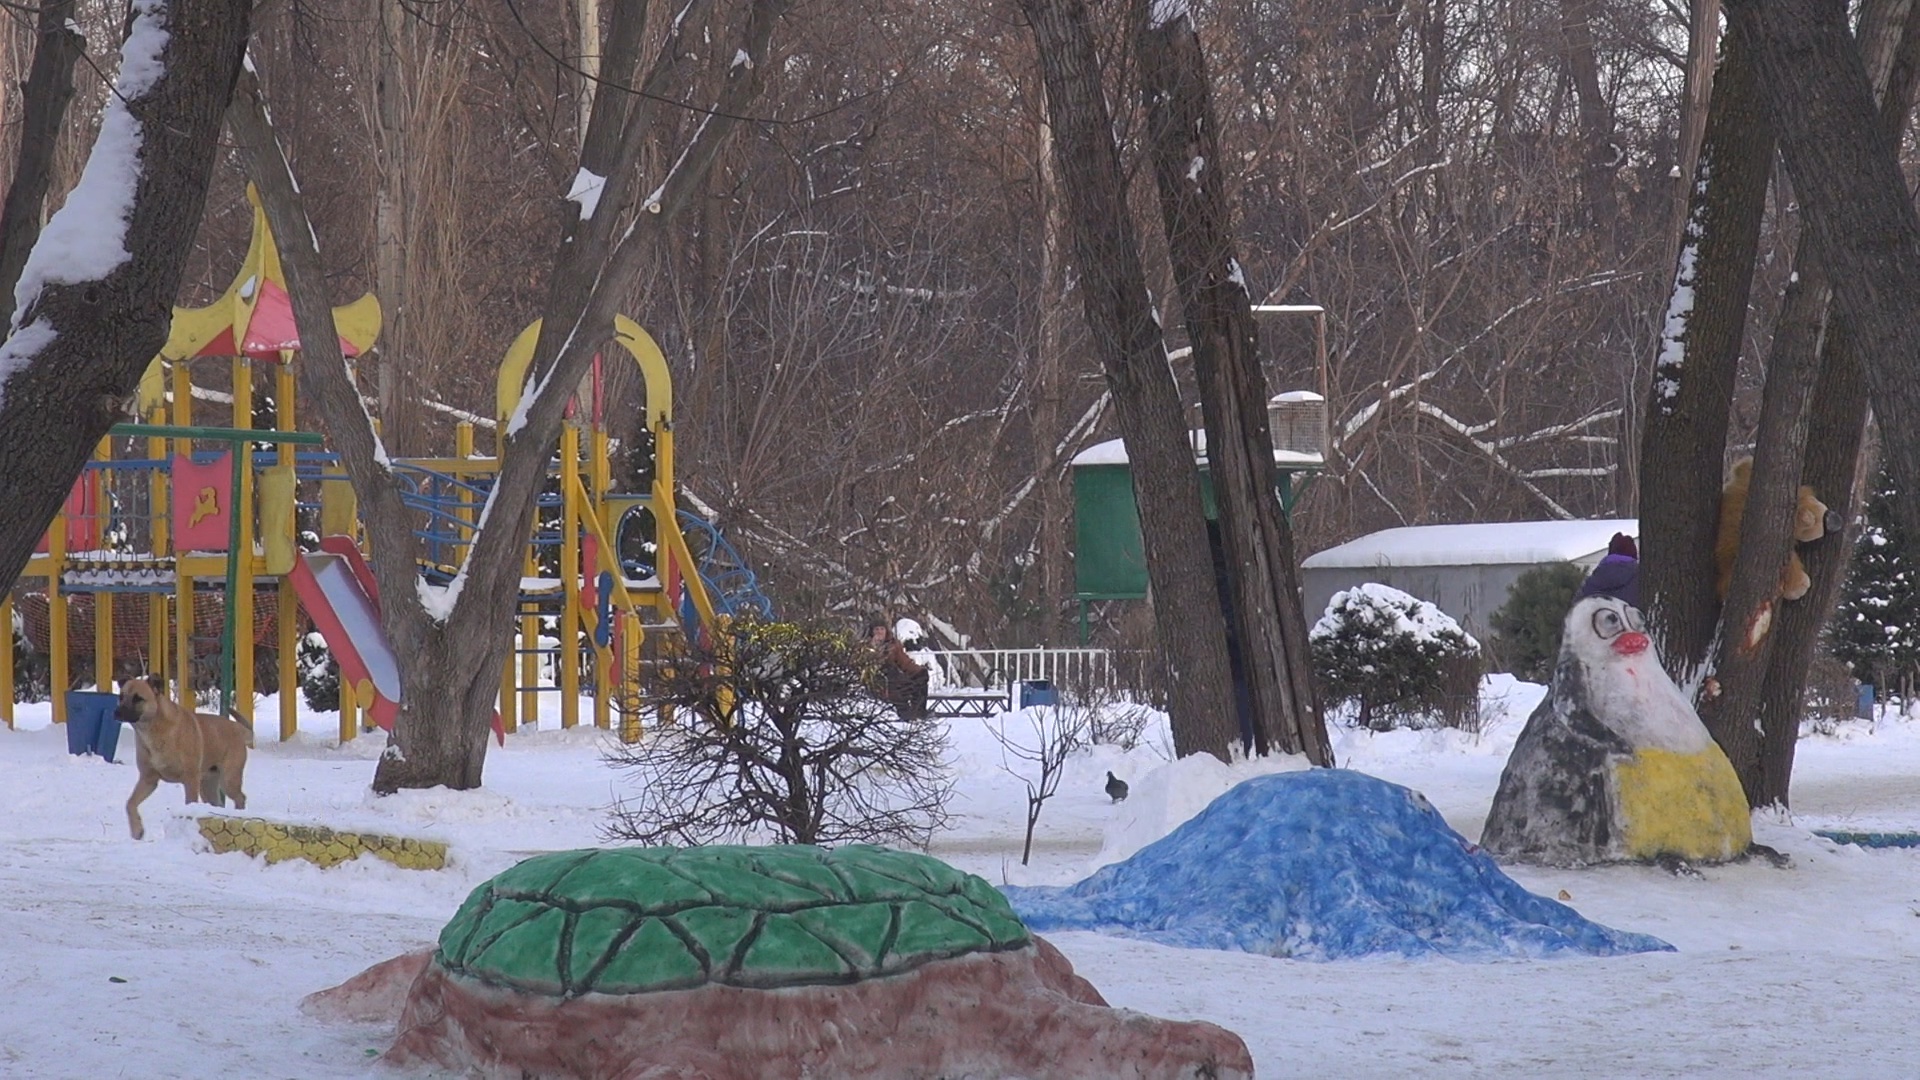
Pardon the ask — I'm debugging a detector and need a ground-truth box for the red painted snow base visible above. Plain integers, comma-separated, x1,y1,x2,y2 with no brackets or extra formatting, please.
305,937,1252,1080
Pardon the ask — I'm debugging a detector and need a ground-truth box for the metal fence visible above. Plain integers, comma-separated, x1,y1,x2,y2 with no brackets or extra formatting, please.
924,647,1157,704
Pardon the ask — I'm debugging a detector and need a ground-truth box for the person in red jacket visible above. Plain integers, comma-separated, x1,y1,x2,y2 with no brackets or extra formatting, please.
867,620,929,721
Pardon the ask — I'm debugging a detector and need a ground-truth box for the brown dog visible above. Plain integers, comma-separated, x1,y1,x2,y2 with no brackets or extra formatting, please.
115,675,251,840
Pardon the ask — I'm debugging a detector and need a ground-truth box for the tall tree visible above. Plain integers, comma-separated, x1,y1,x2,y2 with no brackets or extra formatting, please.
0,0,83,328
370,0,412,450
1747,0,1920,806
1642,0,1920,807
1725,0,1920,542
0,0,253,593
230,0,786,792
1133,0,1331,764
1019,0,1243,761
1636,14,1775,696
1559,0,1621,247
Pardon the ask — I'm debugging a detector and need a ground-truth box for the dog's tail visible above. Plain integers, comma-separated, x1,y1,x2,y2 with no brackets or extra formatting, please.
230,710,255,748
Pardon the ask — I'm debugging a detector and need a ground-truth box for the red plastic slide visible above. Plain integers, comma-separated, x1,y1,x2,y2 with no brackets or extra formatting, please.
288,535,503,744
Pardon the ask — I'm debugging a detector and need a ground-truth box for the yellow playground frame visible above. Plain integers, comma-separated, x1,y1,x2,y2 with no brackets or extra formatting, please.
2,188,729,744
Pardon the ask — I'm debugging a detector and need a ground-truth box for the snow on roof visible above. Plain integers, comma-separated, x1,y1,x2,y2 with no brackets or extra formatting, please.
1269,390,1324,404
1070,431,1325,468
1302,519,1639,569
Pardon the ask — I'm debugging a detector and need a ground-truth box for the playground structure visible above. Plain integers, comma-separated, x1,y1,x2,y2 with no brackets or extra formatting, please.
3,189,772,743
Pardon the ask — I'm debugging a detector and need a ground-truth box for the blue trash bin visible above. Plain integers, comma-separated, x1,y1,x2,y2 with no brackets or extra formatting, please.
65,691,123,759
1858,682,1877,720
1019,679,1059,709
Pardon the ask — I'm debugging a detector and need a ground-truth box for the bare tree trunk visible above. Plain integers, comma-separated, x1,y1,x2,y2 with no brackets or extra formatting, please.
1019,0,1242,761
227,70,489,786
371,0,411,453
1637,13,1774,694
1559,0,1619,248
575,0,602,137
1696,259,1823,800
1670,0,1723,268
235,0,782,793
1033,101,1067,644
1753,329,1869,805
0,1,83,327
1726,0,1920,543
1746,0,1920,808
0,0,251,593
1133,3,1331,765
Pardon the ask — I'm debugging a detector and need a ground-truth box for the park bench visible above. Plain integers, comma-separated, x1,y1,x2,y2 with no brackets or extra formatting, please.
924,685,1013,720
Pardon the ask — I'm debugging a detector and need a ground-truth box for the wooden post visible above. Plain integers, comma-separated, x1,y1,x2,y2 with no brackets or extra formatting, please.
278,584,297,742
171,357,191,428
560,423,581,728
94,593,113,692
618,609,642,743
454,421,475,567
92,440,112,691
48,484,66,726
594,642,612,730
339,671,357,744
174,576,193,706
149,412,169,683
277,359,298,742
499,617,518,734
171,362,192,710
521,604,539,727
233,361,256,727
0,594,14,727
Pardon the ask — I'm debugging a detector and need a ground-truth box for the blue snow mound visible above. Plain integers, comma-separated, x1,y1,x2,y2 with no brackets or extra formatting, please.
1003,769,1673,961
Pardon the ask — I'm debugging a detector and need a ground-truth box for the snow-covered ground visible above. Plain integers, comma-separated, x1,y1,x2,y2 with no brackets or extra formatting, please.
4,677,1920,1077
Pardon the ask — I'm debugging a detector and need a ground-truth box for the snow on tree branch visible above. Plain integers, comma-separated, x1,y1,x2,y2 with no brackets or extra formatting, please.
1337,268,1640,447
1654,177,1709,412
1488,408,1623,451
14,0,167,318
0,0,170,402
1409,400,1575,518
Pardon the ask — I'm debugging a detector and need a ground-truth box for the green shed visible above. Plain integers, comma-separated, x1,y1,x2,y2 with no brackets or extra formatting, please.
1071,391,1328,604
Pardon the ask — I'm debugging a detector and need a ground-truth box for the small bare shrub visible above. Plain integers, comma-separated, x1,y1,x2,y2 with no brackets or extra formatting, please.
604,618,952,847
1073,682,1152,751
989,705,1090,865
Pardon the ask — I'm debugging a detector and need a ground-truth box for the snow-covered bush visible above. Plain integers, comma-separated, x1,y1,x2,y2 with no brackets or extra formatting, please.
1310,583,1483,731
1488,562,1586,682
1834,467,1920,703
297,631,339,712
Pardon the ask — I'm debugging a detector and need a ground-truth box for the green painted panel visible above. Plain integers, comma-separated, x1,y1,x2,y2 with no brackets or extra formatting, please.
1073,460,1307,601
1074,465,1149,599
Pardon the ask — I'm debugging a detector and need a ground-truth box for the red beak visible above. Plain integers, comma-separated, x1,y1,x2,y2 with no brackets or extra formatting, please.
1613,631,1650,656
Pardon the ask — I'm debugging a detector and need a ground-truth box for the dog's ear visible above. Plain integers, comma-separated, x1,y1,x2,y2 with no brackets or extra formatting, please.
144,673,165,695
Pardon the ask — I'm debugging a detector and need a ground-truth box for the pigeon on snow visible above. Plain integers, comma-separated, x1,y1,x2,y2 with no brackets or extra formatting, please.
1105,771,1129,803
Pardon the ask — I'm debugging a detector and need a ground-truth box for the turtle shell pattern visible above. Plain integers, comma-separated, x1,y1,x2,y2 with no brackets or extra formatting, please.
435,844,1032,997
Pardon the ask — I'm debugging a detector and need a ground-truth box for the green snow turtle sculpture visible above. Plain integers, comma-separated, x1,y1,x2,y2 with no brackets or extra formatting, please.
436,844,1032,995
305,844,1251,1080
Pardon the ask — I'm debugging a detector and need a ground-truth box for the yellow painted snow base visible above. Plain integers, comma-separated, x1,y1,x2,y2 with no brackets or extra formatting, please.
197,816,447,870
1613,747,1752,862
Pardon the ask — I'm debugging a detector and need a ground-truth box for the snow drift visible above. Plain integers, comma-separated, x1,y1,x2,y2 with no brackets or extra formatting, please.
1003,768,1673,961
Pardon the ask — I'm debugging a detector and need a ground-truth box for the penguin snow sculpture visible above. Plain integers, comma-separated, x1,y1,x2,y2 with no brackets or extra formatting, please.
1481,596,1752,866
